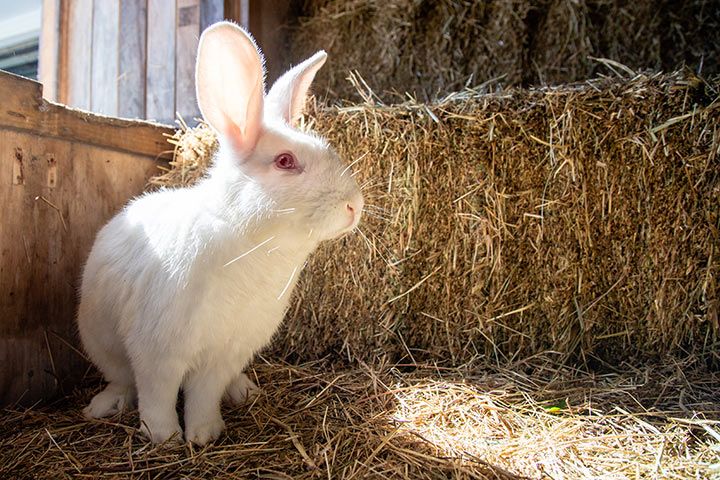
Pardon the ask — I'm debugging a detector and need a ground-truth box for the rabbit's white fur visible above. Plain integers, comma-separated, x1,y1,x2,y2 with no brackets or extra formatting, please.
77,22,362,445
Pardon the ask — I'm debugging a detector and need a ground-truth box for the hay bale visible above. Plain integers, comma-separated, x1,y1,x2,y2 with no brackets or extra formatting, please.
152,71,719,367
292,0,529,100
291,0,720,101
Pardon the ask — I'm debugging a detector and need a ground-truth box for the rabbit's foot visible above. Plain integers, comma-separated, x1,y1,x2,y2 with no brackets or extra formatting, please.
83,383,135,419
139,418,183,444
225,373,259,405
185,413,225,445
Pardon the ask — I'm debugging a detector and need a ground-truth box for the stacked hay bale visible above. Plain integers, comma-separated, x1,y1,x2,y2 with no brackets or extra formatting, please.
291,0,720,101
154,70,719,367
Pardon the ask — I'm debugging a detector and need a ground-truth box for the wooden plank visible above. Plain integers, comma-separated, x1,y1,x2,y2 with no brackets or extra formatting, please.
57,0,71,104
119,0,148,119
0,132,72,404
176,0,201,124
0,71,174,159
0,129,162,405
146,0,177,124
200,0,223,31
91,0,120,115
66,0,94,109
248,0,294,84
38,0,62,101
224,0,249,27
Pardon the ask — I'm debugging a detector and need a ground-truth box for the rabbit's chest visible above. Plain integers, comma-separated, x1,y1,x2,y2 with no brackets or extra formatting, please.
186,253,302,355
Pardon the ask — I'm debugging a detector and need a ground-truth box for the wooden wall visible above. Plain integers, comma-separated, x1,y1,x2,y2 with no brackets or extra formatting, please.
40,0,224,124
39,0,298,125
0,71,173,406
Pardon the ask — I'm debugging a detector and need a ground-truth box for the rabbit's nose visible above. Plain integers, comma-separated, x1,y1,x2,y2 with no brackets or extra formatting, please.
347,193,364,214
345,196,363,223
347,198,363,217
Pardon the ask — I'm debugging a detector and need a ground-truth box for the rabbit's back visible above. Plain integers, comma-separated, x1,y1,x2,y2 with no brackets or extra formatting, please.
78,188,202,352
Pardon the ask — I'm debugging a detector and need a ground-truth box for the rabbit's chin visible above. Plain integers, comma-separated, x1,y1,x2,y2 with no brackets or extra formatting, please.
316,218,362,242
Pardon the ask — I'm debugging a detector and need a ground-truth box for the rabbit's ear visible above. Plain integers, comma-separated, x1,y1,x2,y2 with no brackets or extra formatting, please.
196,22,265,154
266,51,327,126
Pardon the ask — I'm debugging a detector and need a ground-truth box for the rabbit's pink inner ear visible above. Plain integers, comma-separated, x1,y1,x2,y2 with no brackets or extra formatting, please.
266,50,327,126
196,22,265,154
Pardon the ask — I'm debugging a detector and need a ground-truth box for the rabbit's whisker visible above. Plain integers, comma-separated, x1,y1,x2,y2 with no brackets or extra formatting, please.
366,212,391,220
341,153,367,177
365,228,397,264
356,226,374,252
359,179,381,191
356,227,393,267
363,211,391,222
267,246,280,255
364,205,392,217
365,204,388,212
224,236,276,267
277,265,299,300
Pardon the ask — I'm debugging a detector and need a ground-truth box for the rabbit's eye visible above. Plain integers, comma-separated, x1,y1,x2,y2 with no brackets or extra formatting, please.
274,153,298,170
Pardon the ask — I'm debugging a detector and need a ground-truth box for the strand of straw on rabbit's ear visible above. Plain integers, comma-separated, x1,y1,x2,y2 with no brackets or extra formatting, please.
223,236,276,267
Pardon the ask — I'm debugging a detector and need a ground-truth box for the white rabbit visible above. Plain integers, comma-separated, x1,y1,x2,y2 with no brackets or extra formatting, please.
76,21,363,445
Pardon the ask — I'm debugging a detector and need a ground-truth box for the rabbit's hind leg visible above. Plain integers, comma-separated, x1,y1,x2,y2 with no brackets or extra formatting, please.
82,353,136,419
80,324,137,418
225,372,259,405
84,381,136,419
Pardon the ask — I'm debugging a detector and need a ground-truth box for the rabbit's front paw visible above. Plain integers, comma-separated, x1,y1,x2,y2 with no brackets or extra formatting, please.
139,419,183,444
185,413,225,445
83,383,135,419
226,373,259,405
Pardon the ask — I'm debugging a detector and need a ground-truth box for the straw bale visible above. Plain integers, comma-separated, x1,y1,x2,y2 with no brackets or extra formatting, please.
152,71,719,368
291,0,720,101
292,0,529,101
1,357,718,478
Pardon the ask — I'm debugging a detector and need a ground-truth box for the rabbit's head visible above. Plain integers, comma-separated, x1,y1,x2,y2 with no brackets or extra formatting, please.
196,22,363,243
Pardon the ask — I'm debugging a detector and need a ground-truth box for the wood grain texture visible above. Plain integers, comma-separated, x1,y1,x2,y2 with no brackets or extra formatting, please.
0,71,168,406
200,0,223,31
91,0,120,115
176,0,201,123
248,0,294,84
224,0,249,27
119,0,148,119
67,0,94,109
146,0,177,124
39,0,62,101
0,72,173,159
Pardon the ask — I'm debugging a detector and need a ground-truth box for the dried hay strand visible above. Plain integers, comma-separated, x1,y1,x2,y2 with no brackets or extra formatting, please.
1,357,718,479
291,0,720,101
151,70,720,368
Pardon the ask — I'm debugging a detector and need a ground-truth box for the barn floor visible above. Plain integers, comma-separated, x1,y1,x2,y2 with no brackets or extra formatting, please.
1,356,718,479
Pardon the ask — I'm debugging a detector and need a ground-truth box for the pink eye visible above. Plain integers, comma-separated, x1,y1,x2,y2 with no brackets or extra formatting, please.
274,153,297,170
